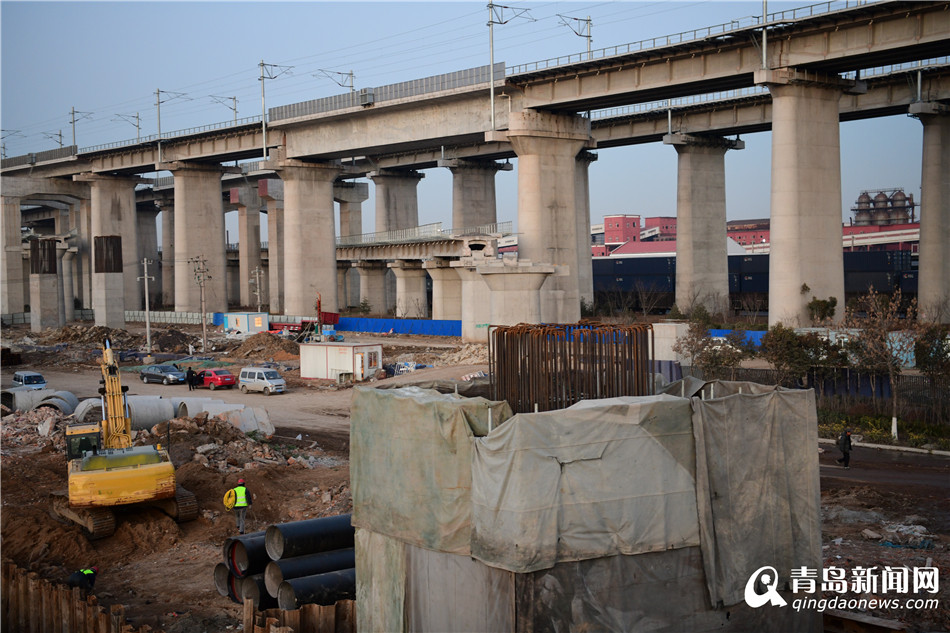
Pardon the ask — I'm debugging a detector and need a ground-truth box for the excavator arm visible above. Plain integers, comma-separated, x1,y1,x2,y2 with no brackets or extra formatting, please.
99,338,132,449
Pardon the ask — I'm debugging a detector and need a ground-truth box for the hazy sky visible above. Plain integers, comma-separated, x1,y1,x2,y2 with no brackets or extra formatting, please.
1,1,927,235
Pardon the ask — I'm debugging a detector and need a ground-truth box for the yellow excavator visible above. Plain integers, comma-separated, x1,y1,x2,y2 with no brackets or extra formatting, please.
52,338,197,539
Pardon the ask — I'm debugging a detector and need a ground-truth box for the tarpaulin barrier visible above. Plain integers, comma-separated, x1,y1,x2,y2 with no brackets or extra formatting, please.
336,317,461,337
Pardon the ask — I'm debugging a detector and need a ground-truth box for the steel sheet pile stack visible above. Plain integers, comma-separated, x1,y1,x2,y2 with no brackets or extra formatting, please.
490,322,653,413
214,513,355,611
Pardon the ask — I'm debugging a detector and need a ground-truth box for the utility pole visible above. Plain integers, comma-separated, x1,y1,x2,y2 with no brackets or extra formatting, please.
250,265,264,313
487,3,534,131
138,258,155,355
190,256,211,353
259,61,293,160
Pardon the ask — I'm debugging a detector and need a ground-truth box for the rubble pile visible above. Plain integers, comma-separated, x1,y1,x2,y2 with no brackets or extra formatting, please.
145,413,341,475
440,343,489,366
231,332,300,360
148,328,200,353
0,408,68,453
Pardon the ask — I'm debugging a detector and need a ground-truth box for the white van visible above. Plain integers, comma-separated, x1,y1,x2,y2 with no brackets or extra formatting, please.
238,367,287,395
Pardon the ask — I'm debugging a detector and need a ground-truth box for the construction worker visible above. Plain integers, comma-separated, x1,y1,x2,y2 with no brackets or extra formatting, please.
231,478,252,534
66,566,98,595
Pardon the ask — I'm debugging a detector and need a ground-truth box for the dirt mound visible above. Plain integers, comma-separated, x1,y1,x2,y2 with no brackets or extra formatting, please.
149,328,200,354
36,324,139,348
231,332,299,360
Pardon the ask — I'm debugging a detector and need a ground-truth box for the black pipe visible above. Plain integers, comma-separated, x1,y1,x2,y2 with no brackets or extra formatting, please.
231,535,270,579
264,548,355,598
276,568,356,610
265,514,353,560
227,573,241,604
240,573,278,610
222,530,266,566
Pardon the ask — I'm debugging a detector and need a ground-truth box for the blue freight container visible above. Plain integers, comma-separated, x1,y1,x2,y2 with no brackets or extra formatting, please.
740,273,768,294
899,271,918,293
845,271,893,294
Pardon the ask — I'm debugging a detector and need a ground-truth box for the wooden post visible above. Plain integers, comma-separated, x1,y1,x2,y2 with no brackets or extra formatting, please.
1,562,12,631
334,601,355,633
84,595,99,632
110,604,125,632
243,598,256,632
18,568,29,632
281,608,301,631
39,577,51,633
299,604,320,633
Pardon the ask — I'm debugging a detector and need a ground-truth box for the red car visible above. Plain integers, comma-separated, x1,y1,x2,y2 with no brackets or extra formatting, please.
195,369,236,390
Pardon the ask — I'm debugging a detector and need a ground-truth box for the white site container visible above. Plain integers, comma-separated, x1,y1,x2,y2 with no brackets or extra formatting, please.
224,312,270,334
300,342,383,382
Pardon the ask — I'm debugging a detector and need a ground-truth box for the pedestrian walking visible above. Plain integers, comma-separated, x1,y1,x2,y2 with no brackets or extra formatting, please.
229,478,252,534
836,428,853,469
186,367,196,391
66,566,98,596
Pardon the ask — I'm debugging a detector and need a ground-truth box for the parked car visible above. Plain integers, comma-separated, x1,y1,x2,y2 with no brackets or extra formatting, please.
239,367,287,395
139,364,187,385
11,370,47,390
196,369,236,390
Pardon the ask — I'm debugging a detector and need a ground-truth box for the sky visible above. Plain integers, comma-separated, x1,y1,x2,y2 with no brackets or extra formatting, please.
1,1,928,238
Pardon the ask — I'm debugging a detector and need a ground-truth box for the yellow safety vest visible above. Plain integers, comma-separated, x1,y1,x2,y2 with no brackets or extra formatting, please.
234,485,248,507
81,569,95,576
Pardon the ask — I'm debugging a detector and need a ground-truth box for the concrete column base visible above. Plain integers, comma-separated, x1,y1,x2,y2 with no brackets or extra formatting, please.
29,273,61,332
452,257,493,343
337,263,350,311
389,260,428,318
478,260,555,326
423,261,462,320
2,196,25,314
93,272,125,328
912,105,950,322
354,262,388,315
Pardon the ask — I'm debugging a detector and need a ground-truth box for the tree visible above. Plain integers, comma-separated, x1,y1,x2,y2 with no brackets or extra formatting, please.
844,288,920,439
673,320,746,381
760,323,811,386
633,279,664,316
807,296,838,324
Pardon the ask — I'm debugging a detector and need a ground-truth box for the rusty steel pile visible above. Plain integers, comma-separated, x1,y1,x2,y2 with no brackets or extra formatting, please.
489,322,654,414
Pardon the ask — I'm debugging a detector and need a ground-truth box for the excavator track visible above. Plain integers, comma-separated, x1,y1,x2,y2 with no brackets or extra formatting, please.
50,493,117,540
152,486,199,523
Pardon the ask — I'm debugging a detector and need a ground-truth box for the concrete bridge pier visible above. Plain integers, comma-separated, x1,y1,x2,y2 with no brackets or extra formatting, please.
337,262,351,310
478,259,554,327
911,102,950,323
575,151,597,307
62,246,76,322
136,203,160,310
451,256,493,343
230,185,263,308
370,170,424,232
334,181,369,237
157,199,174,307
353,261,388,315
423,260,462,320
757,70,848,326
76,174,142,312
259,179,283,314
334,181,369,307
1,195,25,313
92,235,125,328
664,133,743,315
389,260,428,318
29,239,60,331
438,158,511,229
507,111,592,324
165,163,230,313
274,161,342,315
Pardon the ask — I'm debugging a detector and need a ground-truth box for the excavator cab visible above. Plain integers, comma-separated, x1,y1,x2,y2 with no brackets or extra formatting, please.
65,422,102,461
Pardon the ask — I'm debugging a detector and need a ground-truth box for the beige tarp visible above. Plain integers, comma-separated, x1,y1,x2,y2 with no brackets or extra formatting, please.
350,386,513,555
471,395,701,573
687,381,822,607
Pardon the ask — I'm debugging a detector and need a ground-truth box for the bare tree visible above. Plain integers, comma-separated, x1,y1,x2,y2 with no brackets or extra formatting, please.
843,288,921,439
633,280,664,316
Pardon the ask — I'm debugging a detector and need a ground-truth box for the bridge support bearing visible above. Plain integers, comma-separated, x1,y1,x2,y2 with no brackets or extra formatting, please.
663,134,743,316
912,103,950,323
423,260,462,321
759,73,845,326
275,162,341,315
507,111,592,324
389,260,428,319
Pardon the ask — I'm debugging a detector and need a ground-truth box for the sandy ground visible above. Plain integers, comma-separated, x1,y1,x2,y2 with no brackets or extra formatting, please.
2,322,948,632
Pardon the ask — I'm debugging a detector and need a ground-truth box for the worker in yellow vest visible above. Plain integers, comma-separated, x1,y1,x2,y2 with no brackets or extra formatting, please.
231,478,252,534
